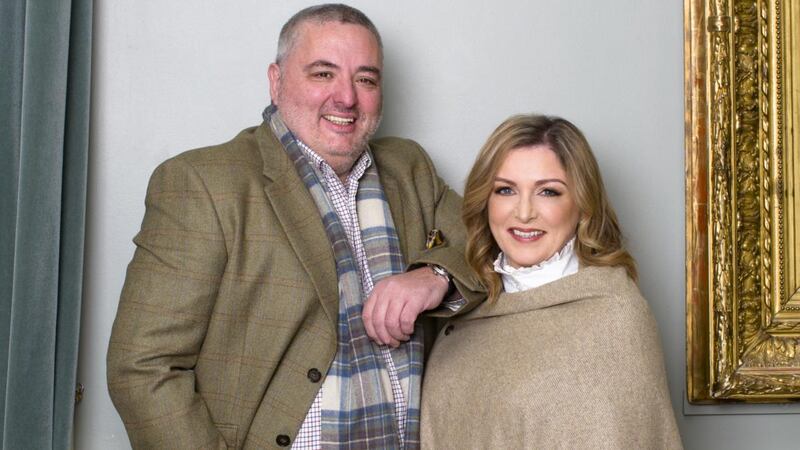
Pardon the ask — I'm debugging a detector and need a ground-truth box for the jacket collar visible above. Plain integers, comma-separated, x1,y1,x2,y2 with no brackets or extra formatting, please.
255,122,340,327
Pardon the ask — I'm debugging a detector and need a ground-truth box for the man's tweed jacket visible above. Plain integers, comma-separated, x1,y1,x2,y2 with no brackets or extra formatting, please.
107,122,482,449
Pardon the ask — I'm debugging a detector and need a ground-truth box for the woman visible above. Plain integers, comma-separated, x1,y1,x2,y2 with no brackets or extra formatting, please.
420,115,681,449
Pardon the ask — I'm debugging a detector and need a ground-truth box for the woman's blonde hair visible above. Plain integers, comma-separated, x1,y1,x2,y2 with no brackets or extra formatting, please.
463,114,637,302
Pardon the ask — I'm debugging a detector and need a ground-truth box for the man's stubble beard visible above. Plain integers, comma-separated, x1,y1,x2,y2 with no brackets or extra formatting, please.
276,94,383,160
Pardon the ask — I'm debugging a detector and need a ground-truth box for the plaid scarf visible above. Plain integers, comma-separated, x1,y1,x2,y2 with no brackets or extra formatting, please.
264,105,423,449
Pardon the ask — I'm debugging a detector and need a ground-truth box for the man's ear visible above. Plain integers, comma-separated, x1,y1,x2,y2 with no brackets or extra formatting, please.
268,63,281,104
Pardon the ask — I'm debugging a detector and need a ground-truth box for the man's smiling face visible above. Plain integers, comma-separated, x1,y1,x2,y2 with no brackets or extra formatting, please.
268,21,383,176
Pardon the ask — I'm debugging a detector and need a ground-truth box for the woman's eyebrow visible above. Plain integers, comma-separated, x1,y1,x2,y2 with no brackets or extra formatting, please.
493,176,566,186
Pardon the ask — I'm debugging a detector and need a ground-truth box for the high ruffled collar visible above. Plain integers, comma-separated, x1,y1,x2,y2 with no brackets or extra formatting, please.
493,237,579,293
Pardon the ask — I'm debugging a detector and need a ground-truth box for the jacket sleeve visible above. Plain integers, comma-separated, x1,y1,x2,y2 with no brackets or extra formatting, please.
107,157,230,449
404,143,486,316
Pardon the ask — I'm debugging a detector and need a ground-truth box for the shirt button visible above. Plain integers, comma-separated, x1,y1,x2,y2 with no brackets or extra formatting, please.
307,368,322,383
276,434,291,447
444,324,455,336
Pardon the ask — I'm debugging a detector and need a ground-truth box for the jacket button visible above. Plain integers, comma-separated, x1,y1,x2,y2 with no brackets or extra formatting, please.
307,368,322,383
444,324,455,336
276,434,291,447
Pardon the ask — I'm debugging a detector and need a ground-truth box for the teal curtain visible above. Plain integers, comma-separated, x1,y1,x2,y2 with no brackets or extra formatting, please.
0,0,92,448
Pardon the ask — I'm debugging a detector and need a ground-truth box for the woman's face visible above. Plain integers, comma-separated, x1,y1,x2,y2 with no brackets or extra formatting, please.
488,145,581,268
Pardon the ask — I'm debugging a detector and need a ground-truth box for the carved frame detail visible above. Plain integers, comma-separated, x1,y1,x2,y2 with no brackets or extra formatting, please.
686,0,800,402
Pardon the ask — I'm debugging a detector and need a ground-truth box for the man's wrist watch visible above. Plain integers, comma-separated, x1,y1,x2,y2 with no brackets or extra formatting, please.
427,263,451,284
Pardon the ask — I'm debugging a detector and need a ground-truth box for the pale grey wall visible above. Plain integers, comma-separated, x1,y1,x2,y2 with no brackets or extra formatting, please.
75,1,800,449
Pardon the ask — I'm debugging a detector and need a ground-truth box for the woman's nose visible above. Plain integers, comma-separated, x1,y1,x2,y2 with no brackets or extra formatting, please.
514,197,537,222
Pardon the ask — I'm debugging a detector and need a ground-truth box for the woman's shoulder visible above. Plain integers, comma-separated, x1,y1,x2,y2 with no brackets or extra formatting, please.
577,267,664,358
577,265,652,316
577,265,638,293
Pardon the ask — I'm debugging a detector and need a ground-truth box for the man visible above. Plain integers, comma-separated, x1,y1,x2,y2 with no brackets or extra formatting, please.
107,4,481,449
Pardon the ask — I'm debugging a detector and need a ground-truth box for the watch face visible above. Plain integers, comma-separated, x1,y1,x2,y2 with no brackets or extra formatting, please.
430,264,451,282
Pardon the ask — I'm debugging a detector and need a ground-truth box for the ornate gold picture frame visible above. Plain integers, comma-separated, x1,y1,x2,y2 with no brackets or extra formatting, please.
686,0,800,402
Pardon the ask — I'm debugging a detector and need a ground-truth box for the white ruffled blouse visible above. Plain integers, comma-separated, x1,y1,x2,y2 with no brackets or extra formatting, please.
493,237,579,293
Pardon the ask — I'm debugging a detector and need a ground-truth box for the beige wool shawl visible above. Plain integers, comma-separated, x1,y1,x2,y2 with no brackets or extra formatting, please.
421,266,682,449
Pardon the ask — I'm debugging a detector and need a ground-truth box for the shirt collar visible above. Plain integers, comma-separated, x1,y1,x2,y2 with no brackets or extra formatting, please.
295,139,372,184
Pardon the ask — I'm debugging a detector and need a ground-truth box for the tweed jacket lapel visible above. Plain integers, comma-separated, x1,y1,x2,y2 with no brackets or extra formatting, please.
255,123,340,328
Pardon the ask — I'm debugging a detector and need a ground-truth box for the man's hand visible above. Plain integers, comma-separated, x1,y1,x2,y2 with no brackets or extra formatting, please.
362,266,450,347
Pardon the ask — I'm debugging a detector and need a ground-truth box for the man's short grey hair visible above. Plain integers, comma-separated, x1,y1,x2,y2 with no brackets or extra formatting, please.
275,3,383,65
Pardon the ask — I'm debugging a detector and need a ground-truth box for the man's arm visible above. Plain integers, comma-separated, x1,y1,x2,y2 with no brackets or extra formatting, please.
107,158,229,449
362,265,450,346
363,144,484,346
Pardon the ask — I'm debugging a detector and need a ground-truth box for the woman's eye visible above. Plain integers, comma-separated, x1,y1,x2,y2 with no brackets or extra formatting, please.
540,188,561,197
494,186,514,195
